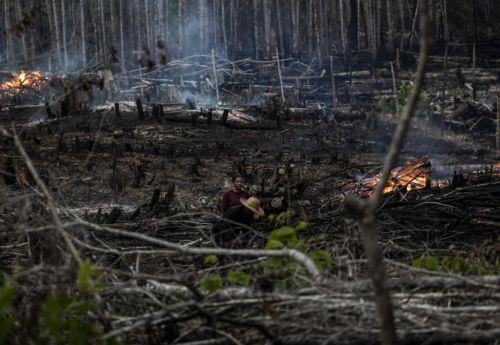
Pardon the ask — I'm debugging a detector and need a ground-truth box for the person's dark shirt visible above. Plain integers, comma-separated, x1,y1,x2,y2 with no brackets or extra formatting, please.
223,204,254,226
213,204,254,246
220,189,249,215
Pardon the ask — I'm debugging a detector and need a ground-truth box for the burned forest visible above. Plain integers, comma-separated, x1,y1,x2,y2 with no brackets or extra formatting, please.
1,0,500,344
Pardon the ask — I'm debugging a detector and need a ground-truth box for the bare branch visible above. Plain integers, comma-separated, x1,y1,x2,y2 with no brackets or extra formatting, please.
68,214,322,284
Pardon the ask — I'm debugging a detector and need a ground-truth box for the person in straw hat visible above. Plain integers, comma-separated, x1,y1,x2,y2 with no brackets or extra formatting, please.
212,196,265,248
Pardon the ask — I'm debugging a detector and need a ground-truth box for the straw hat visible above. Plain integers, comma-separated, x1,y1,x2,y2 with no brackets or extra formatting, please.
240,197,265,217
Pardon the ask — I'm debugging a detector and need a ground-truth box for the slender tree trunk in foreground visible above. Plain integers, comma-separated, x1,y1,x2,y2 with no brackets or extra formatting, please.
345,1,430,344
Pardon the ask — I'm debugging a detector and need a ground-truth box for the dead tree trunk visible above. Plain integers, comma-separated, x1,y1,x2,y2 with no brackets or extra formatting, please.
199,0,207,52
397,0,406,50
253,0,260,59
98,0,107,60
51,0,63,68
276,0,284,58
441,45,448,133
339,0,347,55
307,0,313,57
497,96,500,159
472,0,478,100
119,0,125,71
165,0,170,44
312,1,319,60
330,56,337,108
443,0,449,42
109,0,117,47
264,0,272,59
386,0,396,55
15,0,29,66
178,0,184,55
221,0,228,56
80,0,87,66
61,0,68,68
145,0,152,51
291,0,299,57
376,0,383,58
4,0,14,66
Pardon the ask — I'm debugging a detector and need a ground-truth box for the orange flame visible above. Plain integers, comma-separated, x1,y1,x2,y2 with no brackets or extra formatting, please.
0,70,51,98
347,156,431,197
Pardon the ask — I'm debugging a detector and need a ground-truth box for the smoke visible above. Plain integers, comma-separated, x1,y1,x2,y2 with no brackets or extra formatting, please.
180,88,217,108
29,112,47,125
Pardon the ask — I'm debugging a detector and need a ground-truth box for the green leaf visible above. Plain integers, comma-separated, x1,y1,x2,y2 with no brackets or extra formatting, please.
275,226,295,237
77,260,100,293
269,226,296,245
0,318,15,343
67,317,98,345
265,239,284,250
227,271,250,286
275,279,290,290
0,278,16,313
452,259,465,273
424,256,439,270
275,212,289,224
294,221,309,232
295,239,306,252
309,249,335,270
42,295,74,344
412,257,423,268
203,255,218,266
200,275,222,293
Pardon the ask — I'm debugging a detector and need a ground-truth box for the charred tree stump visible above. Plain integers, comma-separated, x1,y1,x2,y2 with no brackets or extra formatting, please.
106,207,122,224
276,113,283,129
60,100,69,117
114,103,121,117
133,163,146,187
1,157,17,186
192,112,198,127
136,98,145,120
159,104,165,120
108,171,127,197
124,143,133,153
207,110,213,126
190,157,200,177
221,109,229,126
152,104,160,120
45,102,54,119
57,133,66,152
149,188,161,210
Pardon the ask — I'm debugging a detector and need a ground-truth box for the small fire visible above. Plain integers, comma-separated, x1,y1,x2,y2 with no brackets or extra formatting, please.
347,156,431,197
0,70,51,98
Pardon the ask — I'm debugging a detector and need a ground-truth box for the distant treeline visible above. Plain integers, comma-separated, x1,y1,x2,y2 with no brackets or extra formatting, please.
1,0,499,71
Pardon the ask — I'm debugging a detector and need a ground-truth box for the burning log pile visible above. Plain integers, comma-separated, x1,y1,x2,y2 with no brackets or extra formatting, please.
0,70,52,104
346,156,432,197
